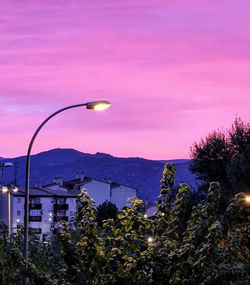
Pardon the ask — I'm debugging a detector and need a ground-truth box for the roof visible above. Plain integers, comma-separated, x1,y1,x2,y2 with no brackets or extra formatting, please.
13,187,77,198
63,176,137,191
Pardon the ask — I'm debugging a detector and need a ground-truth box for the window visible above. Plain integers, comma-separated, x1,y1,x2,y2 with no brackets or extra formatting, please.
51,199,55,204
58,198,66,204
30,198,40,204
17,198,21,203
30,210,41,216
17,211,21,216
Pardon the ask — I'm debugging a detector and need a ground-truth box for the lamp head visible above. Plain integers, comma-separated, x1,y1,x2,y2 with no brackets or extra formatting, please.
2,162,14,168
86,100,111,111
12,186,18,193
1,186,8,193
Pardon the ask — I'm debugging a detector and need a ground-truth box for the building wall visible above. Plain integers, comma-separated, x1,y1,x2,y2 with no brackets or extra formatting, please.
11,195,77,239
0,193,8,226
145,206,157,217
12,195,25,233
67,197,76,222
43,185,68,192
81,180,110,205
111,185,137,209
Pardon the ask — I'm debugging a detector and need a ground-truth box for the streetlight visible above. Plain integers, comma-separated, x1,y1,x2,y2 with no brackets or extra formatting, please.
1,185,18,236
23,100,111,284
245,195,250,204
0,162,14,185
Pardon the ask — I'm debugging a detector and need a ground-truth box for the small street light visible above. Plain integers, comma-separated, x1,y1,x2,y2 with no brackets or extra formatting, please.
245,195,250,204
0,162,14,185
1,185,19,236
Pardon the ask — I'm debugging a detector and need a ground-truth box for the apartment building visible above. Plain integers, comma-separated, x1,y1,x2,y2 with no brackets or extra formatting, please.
0,187,76,240
59,175,137,209
0,175,137,239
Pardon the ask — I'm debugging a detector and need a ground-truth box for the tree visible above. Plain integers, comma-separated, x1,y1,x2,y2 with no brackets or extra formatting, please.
56,164,250,285
0,164,249,284
190,117,250,200
96,200,118,226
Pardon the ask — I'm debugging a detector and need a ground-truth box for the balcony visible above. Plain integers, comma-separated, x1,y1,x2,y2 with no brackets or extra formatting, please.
54,204,69,211
29,227,42,234
29,203,42,210
53,216,68,222
29,216,42,222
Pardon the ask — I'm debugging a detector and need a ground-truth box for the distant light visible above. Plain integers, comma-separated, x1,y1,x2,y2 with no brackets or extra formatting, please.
49,213,53,217
147,237,153,244
161,213,165,216
49,218,52,222
12,187,18,193
16,219,20,223
86,100,111,111
144,214,148,218
245,195,250,203
1,186,8,193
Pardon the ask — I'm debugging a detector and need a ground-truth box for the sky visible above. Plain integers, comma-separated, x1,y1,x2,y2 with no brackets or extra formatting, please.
1,0,250,160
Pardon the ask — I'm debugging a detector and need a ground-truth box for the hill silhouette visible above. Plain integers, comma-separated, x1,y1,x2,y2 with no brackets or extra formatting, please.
1,149,198,202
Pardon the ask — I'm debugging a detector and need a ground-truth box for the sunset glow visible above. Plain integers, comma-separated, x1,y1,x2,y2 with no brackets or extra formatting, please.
1,1,250,159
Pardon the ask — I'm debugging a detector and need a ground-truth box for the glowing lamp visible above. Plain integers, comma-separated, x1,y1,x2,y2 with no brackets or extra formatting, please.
245,195,250,203
1,186,8,193
86,100,111,111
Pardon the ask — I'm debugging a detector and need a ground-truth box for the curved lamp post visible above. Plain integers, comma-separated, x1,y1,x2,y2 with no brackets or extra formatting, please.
23,100,111,284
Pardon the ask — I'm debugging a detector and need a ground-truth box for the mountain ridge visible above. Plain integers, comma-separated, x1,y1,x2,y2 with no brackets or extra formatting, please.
0,148,198,202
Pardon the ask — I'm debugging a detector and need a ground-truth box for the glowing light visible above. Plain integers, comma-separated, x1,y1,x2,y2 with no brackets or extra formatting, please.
147,237,153,244
86,100,111,111
1,186,8,193
49,213,53,217
245,195,250,203
12,187,18,192
16,219,20,223
49,218,52,222
93,102,111,111
144,214,148,218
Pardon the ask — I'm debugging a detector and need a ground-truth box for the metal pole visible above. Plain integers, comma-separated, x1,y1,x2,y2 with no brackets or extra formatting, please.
8,190,11,237
1,166,3,185
23,103,87,285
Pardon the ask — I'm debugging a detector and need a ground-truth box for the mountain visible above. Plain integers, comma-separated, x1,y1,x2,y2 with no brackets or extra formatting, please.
1,149,198,202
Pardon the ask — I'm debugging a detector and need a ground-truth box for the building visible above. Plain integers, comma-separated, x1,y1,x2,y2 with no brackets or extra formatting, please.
0,187,76,240
50,175,137,209
0,175,137,239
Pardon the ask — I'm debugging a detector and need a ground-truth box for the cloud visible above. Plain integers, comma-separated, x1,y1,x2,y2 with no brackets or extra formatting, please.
0,0,250,159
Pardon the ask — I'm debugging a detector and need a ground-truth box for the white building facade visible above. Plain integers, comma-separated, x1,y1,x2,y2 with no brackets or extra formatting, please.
0,176,137,239
79,179,137,209
0,187,76,240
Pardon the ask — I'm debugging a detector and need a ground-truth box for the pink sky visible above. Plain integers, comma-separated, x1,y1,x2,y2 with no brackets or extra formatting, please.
1,1,250,159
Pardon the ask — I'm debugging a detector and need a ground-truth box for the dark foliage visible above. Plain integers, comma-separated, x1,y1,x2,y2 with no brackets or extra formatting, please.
96,200,118,226
190,117,250,201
